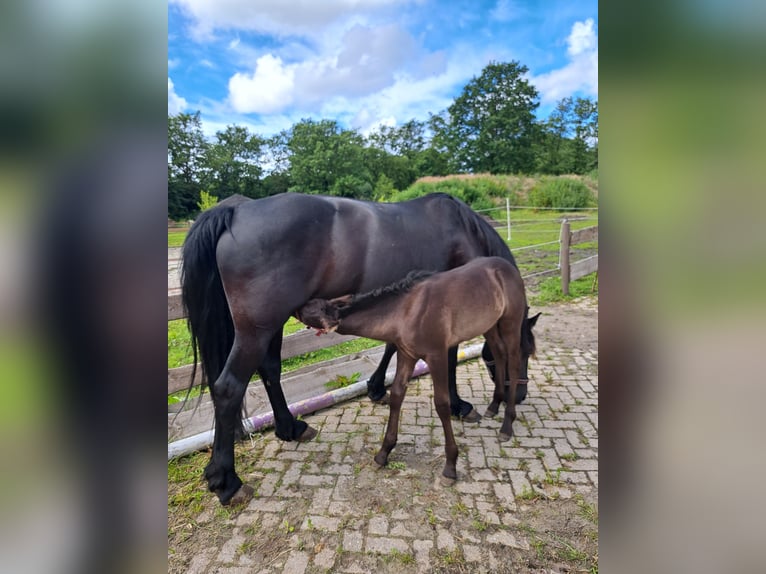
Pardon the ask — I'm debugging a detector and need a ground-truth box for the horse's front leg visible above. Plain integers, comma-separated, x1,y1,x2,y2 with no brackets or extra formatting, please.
367,343,396,403
374,354,416,467
447,345,481,422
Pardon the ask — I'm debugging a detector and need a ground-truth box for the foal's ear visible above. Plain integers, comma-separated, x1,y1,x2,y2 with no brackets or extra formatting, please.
528,312,541,328
331,294,353,308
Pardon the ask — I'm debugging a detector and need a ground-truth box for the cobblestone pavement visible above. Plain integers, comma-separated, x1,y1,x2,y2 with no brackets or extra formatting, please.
169,302,598,574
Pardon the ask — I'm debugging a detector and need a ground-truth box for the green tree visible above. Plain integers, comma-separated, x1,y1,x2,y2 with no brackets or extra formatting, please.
287,119,372,197
168,112,208,219
204,125,264,199
444,61,540,174
571,97,598,173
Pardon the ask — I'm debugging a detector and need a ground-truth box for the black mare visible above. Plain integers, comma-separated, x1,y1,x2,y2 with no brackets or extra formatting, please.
181,192,534,505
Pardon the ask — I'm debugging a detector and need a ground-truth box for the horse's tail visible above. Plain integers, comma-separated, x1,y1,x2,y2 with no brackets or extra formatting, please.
181,203,238,397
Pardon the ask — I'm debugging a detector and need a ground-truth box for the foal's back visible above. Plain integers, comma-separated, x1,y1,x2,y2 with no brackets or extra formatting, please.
399,257,525,352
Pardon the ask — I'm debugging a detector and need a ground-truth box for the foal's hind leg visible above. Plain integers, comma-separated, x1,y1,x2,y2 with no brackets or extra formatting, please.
374,354,416,467
258,330,316,442
367,343,396,404
428,353,460,484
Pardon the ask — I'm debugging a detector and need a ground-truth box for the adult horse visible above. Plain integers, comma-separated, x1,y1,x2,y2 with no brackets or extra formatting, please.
182,192,533,505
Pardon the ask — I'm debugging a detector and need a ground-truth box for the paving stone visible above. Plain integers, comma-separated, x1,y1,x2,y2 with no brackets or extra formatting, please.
487,530,528,550
368,515,388,535
366,536,410,554
342,530,363,553
282,551,309,574
436,528,456,551
302,515,340,532
313,548,336,570
463,544,483,562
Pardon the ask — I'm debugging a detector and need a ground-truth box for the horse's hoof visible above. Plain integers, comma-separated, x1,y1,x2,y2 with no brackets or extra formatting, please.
297,426,318,442
498,432,512,442
226,484,254,507
484,408,498,419
371,392,390,405
373,453,387,467
461,408,482,423
439,475,456,487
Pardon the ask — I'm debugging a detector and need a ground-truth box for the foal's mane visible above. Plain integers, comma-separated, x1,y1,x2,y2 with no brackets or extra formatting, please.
340,270,436,316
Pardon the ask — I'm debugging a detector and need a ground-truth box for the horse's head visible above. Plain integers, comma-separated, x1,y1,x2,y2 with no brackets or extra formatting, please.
296,298,345,333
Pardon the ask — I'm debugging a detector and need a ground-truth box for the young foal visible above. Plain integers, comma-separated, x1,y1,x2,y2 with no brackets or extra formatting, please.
296,256,536,484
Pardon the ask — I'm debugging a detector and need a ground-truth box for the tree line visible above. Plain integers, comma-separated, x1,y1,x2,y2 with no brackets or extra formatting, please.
169,61,597,220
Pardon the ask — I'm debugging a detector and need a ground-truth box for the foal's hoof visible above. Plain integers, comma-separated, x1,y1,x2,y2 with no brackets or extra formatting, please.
439,475,456,487
297,426,318,442
498,431,512,442
460,408,482,423
373,452,388,467
484,408,498,419
226,484,254,507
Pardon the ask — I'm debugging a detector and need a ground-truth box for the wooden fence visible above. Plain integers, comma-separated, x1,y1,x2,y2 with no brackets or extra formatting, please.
559,221,598,295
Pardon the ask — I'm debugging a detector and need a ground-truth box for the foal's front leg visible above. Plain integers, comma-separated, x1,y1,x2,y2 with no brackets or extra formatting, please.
374,354,416,467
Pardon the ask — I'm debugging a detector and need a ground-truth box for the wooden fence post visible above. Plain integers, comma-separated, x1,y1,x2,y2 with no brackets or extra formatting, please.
560,219,571,295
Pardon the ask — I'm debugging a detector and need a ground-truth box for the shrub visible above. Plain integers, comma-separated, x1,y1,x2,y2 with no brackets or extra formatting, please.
527,177,595,209
388,176,518,213
197,190,219,212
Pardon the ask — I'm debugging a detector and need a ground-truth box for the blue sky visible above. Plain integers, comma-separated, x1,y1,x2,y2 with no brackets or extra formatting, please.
168,0,597,138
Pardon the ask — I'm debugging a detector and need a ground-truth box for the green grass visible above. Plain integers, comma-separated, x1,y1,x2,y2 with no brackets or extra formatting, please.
528,272,598,306
168,230,187,247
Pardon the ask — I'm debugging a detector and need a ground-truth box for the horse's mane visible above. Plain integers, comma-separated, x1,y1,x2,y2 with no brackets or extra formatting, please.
340,270,436,317
441,194,517,266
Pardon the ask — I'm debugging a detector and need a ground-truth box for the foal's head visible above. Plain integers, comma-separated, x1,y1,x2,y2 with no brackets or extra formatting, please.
295,296,352,333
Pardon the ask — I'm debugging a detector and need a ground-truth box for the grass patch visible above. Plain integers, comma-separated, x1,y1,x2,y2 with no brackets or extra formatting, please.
325,371,361,390
168,230,187,247
528,272,598,306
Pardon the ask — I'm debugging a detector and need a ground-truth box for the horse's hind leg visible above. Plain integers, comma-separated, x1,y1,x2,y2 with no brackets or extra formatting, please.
258,330,316,442
205,332,267,505
367,343,396,403
374,354,416,467
429,353,459,485
448,346,481,422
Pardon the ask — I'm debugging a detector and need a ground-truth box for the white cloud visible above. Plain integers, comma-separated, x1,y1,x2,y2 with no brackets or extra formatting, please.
226,23,437,115
228,54,295,114
170,0,416,39
168,77,187,115
567,18,597,57
531,18,598,105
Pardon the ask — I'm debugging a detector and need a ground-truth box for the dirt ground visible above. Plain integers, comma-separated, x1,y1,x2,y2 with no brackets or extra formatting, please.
168,296,598,573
